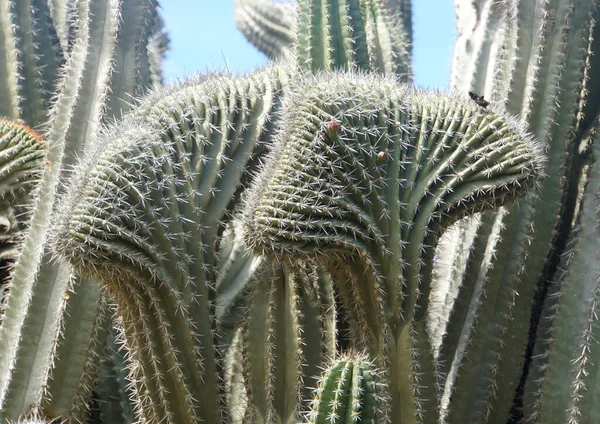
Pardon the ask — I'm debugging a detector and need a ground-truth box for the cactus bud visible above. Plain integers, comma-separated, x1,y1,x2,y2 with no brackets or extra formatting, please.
325,119,342,140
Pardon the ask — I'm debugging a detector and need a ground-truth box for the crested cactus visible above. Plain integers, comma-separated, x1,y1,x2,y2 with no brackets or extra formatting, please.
0,120,46,266
306,353,379,424
51,65,291,423
242,71,544,422
5,0,599,422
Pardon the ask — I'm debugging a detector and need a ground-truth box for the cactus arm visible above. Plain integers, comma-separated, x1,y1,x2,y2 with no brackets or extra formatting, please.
215,220,264,351
436,211,502,393
234,0,297,60
62,0,121,174
295,0,411,79
451,0,506,94
0,1,22,120
242,259,335,423
41,278,110,422
0,0,61,126
0,257,71,420
92,324,137,424
10,0,61,127
147,14,169,87
244,264,300,423
0,209,19,274
437,2,600,422
307,353,379,424
364,0,411,79
48,0,74,53
428,215,480,353
296,0,370,72
294,261,337,406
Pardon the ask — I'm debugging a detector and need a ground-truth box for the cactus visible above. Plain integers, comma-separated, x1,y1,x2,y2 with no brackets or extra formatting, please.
241,259,336,422
306,353,379,424
234,0,297,60
295,0,411,78
6,0,600,423
0,120,46,272
51,65,291,423
0,0,164,421
236,0,412,79
520,122,600,424
429,1,600,423
241,71,543,422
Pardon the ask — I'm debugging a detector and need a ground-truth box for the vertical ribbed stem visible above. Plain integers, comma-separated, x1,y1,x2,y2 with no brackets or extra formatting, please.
440,1,600,422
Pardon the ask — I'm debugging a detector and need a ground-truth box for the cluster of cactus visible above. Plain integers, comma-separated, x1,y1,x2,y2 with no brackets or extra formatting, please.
0,0,598,423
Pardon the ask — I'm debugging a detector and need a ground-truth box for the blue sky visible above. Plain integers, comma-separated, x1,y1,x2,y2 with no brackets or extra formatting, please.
160,1,456,89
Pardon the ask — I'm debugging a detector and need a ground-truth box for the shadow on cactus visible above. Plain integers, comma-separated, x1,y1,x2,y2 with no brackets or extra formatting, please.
241,70,545,422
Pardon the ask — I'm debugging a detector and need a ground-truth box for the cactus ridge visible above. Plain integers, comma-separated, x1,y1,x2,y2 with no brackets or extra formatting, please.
295,0,411,78
0,0,62,127
243,71,543,294
241,258,336,423
0,119,46,265
0,120,47,198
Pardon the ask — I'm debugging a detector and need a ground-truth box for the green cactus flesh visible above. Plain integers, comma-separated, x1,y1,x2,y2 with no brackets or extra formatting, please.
0,120,46,200
234,0,297,60
242,71,544,422
307,354,378,424
295,0,411,77
241,259,336,423
0,119,46,320
0,119,46,264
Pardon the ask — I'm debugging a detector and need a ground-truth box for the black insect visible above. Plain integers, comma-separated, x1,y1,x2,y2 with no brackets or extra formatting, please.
468,91,490,109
